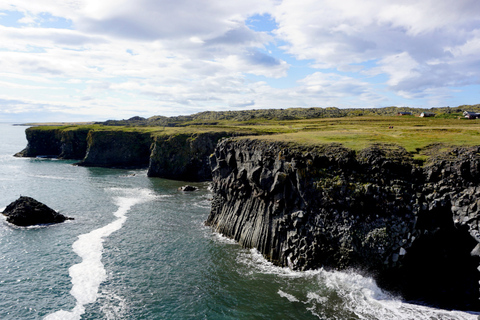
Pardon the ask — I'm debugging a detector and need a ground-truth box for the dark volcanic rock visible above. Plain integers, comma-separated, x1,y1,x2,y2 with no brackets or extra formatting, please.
77,130,153,168
206,139,480,311
17,126,245,180
14,127,89,159
179,185,198,191
2,196,73,226
148,132,236,181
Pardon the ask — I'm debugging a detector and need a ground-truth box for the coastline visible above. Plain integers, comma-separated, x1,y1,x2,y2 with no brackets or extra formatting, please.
12,109,480,311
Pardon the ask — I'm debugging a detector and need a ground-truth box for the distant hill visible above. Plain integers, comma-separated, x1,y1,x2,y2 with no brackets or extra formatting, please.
95,105,480,127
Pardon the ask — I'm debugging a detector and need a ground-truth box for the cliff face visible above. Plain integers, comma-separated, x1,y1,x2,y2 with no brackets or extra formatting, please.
148,132,234,181
206,139,480,311
77,130,152,168
16,127,237,179
16,125,480,309
15,127,89,159
58,128,90,159
16,128,63,157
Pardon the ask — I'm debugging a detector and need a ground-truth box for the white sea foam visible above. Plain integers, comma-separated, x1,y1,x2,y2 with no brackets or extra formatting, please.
44,188,156,320
237,248,309,278
318,268,480,320
238,248,479,320
278,289,300,302
193,198,212,209
27,174,76,180
99,289,128,320
211,231,238,245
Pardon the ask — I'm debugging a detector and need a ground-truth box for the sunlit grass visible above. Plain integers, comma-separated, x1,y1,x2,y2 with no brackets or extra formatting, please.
30,115,480,157
238,116,480,153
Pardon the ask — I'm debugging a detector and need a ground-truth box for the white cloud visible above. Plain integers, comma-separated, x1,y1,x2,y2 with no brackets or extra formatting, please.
0,0,479,122
296,72,385,104
273,0,480,95
373,52,420,87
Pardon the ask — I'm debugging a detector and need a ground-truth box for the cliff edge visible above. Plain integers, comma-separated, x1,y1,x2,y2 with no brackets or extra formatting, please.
15,126,239,181
148,132,237,181
206,138,480,311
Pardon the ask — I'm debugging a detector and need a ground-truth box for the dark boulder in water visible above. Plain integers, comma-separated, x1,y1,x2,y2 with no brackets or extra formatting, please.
179,185,198,192
2,196,73,226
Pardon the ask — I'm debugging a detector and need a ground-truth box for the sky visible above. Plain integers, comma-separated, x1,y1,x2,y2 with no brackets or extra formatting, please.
1,0,480,122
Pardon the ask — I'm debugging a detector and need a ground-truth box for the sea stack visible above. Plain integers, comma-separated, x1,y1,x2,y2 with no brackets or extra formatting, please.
2,196,73,226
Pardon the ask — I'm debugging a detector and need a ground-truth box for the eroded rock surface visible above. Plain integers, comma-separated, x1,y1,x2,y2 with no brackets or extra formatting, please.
206,139,480,311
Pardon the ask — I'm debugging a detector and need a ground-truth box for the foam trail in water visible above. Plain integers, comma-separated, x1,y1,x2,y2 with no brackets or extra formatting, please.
45,189,155,320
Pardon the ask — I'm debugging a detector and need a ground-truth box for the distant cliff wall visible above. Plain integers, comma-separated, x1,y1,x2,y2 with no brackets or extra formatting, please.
16,127,62,157
147,132,235,181
58,128,90,159
206,138,480,311
77,130,152,168
16,126,239,179
15,127,89,159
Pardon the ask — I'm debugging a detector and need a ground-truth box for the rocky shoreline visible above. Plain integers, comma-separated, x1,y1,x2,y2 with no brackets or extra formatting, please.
15,126,480,310
206,139,480,311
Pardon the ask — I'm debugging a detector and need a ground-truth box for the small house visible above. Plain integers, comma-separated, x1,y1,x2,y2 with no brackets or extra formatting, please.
463,111,480,119
420,112,435,117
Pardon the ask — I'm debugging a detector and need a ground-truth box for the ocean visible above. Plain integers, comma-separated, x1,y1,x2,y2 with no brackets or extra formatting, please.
0,123,478,320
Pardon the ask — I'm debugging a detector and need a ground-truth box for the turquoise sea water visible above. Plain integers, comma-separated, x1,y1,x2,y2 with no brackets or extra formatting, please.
0,123,478,320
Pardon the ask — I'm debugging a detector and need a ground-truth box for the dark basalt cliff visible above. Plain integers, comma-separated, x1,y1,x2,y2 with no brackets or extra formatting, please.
15,127,89,159
148,132,235,181
77,130,152,168
15,127,234,180
206,138,480,311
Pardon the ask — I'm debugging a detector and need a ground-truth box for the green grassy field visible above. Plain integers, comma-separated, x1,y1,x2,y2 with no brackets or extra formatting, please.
28,112,480,161
239,116,480,152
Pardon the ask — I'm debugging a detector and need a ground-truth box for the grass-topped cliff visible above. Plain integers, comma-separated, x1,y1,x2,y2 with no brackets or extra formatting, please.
16,105,480,178
95,105,480,158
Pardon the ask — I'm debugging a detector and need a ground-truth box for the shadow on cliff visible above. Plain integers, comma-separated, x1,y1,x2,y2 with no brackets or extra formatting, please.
378,205,480,311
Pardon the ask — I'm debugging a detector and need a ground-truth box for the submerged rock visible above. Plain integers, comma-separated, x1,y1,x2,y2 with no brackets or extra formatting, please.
2,196,73,226
179,185,198,192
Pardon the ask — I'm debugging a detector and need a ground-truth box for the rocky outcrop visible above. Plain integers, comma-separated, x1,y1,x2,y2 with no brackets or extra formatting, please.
2,196,73,226
15,128,63,158
206,139,480,311
16,126,241,179
15,127,89,159
77,130,152,168
179,185,198,191
148,132,236,181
